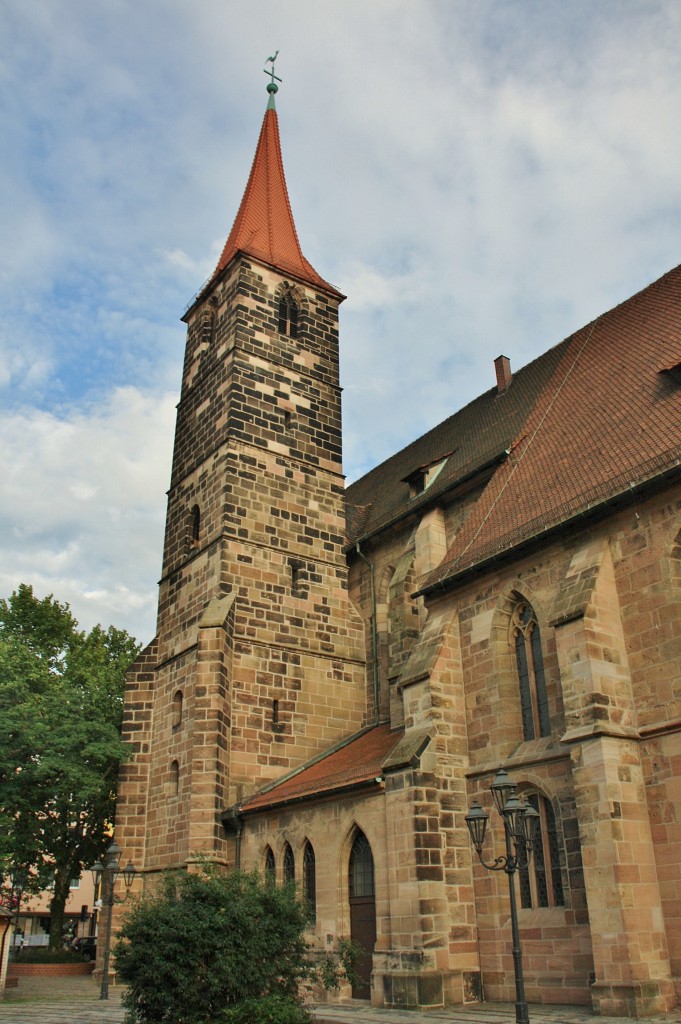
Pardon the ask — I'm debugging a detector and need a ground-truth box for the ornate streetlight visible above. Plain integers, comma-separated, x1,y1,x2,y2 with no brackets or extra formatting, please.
465,768,540,1024
89,841,136,1000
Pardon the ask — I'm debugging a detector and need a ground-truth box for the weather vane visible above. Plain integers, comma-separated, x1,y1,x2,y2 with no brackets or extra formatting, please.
264,51,282,95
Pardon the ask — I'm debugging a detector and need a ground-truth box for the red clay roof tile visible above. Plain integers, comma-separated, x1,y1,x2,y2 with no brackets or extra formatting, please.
419,264,681,590
213,105,340,297
241,724,402,813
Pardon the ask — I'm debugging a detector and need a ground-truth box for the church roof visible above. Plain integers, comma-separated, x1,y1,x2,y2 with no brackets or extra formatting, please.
345,338,568,542
346,264,681,590
212,94,340,298
240,724,403,813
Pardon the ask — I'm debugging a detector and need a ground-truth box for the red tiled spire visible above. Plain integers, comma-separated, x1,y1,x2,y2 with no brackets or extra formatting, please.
213,93,339,296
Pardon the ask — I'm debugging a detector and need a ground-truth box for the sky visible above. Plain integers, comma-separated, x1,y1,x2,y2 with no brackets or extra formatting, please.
1,0,681,645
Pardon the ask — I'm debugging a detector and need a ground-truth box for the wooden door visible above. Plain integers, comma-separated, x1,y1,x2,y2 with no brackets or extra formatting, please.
349,831,376,1000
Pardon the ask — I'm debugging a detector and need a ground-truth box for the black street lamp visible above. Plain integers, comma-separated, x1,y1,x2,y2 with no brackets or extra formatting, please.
466,768,540,1024
89,841,136,1000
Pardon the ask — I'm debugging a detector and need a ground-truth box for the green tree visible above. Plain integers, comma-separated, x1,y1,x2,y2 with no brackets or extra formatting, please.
115,868,314,1024
0,584,140,949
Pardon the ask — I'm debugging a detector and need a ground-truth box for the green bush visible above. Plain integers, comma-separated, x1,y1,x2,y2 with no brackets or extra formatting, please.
114,868,313,1024
217,995,312,1024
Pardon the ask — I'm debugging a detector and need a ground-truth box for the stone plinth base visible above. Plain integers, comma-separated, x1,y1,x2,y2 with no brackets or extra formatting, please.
379,969,482,1009
591,979,677,1018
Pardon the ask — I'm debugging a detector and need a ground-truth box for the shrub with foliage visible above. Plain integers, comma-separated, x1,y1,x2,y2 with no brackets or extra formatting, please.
217,995,312,1024
115,868,316,1024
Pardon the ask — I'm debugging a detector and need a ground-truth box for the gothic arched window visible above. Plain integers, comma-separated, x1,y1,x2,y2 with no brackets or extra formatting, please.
264,846,275,881
519,793,565,908
511,599,550,740
303,842,316,922
283,843,295,885
349,830,374,898
278,293,299,339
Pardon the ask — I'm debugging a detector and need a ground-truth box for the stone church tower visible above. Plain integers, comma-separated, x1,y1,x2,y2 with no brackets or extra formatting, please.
115,72,681,1017
115,76,367,876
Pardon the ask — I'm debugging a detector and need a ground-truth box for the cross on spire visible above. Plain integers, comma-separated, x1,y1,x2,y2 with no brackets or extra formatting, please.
264,51,282,107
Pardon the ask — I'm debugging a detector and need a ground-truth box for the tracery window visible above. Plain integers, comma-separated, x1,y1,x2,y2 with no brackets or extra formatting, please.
349,831,374,898
283,843,295,885
512,599,550,740
278,293,299,338
303,842,316,922
519,793,564,908
264,846,275,881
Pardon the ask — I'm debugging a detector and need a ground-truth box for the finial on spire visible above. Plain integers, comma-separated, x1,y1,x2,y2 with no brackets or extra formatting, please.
264,51,282,109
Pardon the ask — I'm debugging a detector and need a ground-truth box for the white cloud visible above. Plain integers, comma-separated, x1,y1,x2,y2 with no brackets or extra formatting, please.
0,386,176,641
2,0,681,628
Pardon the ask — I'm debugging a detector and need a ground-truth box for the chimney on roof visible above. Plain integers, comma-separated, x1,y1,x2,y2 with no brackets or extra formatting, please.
494,354,512,393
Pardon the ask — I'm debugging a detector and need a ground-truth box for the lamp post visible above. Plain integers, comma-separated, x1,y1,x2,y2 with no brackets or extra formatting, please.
89,841,136,1000
465,768,540,1024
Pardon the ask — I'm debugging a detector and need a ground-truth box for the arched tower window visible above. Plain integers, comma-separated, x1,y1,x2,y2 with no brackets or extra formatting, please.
264,846,275,881
511,598,550,740
201,306,217,346
519,793,565,908
283,843,295,885
303,842,316,922
278,293,299,339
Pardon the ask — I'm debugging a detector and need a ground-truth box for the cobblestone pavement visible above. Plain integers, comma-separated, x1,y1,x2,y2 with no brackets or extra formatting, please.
1,978,681,1024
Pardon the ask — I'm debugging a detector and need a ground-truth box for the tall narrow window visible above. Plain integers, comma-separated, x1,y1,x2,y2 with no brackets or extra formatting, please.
201,308,217,347
283,843,295,885
303,842,316,922
289,559,303,596
172,690,183,730
518,794,565,908
191,504,201,545
278,294,299,339
512,599,550,740
170,760,180,797
265,846,275,881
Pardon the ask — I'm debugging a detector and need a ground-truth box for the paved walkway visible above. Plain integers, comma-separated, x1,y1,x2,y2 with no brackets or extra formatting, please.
1,977,680,1024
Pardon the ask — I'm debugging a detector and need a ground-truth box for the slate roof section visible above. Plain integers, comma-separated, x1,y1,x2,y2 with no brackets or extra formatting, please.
240,724,403,813
346,264,681,590
213,101,340,298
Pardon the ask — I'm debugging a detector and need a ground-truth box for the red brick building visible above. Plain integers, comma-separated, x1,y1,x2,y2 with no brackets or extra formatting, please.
115,81,681,1017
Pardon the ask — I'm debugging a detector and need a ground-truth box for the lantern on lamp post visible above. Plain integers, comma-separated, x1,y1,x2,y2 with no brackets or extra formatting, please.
89,841,136,1000
465,768,540,1024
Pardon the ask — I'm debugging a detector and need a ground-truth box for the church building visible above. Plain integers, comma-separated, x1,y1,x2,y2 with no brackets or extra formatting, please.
115,76,681,1018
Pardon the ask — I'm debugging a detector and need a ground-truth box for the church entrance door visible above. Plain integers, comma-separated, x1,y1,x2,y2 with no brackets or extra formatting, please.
348,830,376,999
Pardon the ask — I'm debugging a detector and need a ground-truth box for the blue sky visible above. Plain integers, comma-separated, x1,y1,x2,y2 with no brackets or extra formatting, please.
1,0,681,643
